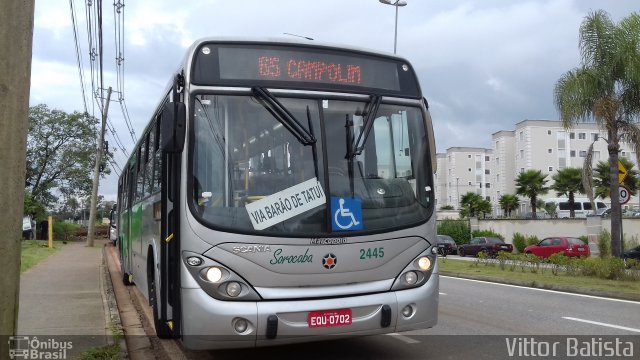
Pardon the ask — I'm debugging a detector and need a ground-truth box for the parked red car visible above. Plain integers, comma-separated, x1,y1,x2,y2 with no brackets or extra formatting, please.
523,237,590,258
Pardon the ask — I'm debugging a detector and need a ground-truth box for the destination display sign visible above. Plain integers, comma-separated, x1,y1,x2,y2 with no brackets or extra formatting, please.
191,43,421,97
217,47,400,90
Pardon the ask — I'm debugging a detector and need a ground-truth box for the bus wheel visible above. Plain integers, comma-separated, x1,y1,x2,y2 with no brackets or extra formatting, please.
122,273,133,286
148,262,173,339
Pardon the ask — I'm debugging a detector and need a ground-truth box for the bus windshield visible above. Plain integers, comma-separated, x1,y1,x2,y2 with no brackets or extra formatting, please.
190,94,433,236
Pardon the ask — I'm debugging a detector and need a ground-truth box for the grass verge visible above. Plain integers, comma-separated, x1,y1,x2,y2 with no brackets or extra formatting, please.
21,240,64,273
76,344,121,360
438,258,640,301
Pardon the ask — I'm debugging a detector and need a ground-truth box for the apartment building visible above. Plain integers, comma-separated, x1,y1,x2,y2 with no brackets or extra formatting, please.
437,120,639,215
434,147,493,210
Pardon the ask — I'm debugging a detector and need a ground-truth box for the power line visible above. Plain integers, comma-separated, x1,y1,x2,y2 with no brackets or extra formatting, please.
68,0,89,114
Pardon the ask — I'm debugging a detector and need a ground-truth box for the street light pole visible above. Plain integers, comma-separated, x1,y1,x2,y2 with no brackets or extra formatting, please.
379,0,407,54
456,177,460,209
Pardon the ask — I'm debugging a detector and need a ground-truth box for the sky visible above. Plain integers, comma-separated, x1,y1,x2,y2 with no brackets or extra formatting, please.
29,0,639,201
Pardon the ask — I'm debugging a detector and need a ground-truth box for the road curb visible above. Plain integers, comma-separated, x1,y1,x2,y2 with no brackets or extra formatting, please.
101,246,128,359
104,243,158,359
440,271,640,302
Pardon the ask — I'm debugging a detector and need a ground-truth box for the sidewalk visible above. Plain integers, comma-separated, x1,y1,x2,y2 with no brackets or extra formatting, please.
17,239,120,358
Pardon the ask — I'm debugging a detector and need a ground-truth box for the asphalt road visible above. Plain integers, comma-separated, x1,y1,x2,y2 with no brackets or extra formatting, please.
166,276,640,360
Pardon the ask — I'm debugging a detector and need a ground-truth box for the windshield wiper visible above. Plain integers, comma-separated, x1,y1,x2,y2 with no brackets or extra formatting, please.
251,86,316,146
353,95,382,156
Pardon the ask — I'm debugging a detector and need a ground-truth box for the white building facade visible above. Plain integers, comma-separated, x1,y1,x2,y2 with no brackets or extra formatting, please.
436,120,640,215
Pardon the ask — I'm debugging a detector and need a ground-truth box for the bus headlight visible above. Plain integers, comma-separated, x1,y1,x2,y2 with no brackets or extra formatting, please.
205,267,223,283
226,281,242,297
391,252,436,291
404,271,418,285
418,256,432,271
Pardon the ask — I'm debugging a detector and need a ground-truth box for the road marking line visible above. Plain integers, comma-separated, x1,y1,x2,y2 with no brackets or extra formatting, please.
386,333,420,344
441,276,640,305
562,317,640,333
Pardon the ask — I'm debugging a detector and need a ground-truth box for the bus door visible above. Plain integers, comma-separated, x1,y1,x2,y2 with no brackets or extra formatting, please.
121,165,134,279
155,87,185,338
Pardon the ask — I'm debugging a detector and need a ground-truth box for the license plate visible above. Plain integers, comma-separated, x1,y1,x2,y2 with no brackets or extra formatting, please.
578,248,585,252
308,308,352,328
501,246,509,249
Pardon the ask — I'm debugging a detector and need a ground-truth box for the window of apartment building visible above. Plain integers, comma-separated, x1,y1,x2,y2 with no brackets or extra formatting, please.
485,183,491,188
468,154,471,159
548,166,553,172
468,168,472,172
485,169,490,174
520,168,524,173
485,156,490,161
548,130,552,135
548,149,552,154
468,181,472,186
622,151,627,158
579,150,587,157
592,133,598,141
496,157,500,165
578,133,586,140
519,131,523,141
496,174,500,183
570,150,576,157
486,196,491,202
570,132,575,139
593,151,600,160
495,141,499,149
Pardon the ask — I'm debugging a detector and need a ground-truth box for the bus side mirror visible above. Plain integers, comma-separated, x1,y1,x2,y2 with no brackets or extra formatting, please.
161,101,186,153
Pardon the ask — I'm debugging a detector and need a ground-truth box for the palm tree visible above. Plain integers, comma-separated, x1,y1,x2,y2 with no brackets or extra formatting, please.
460,192,483,218
498,194,519,217
593,158,639,200
551,167,585,218
554,10,640,256
460,192,493,219
515,169,550,218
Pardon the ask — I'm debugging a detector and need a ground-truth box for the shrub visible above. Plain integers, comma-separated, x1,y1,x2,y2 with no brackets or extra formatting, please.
526,235,540,247
512,232,527,253
471,229,504,241
548,253,568,276
598,229,611,258
437,220,470,245
439,205,454,210
53,222,80,241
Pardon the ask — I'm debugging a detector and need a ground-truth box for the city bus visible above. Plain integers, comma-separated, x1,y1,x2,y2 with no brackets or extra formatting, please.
116,38,439,349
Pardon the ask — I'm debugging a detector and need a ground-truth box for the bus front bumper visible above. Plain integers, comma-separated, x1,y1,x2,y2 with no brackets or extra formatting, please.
180,274,438,350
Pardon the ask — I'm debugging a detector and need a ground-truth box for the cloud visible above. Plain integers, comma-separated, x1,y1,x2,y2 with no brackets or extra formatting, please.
28,0,640,200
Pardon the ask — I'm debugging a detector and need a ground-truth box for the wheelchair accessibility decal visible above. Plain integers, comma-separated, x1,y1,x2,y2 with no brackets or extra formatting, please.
331,197,363,231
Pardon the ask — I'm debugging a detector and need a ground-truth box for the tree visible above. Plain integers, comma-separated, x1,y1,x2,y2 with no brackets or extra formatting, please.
554,10,640,256
515,169,550,217
25,104,106,207
498,194,519,217
460,192,492,218
0,0,35,344
593,158,639,200
551,167,585,218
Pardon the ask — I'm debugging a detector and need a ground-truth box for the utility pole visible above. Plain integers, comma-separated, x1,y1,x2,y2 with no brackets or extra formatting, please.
0,0,35,345
87,87,112,247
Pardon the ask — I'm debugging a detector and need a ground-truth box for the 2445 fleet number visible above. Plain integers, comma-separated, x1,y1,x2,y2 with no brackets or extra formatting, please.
360,247,384,260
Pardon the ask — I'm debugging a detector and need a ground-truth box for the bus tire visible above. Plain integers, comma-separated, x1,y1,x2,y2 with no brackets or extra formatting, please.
122,273,133,286
148,259,173,339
